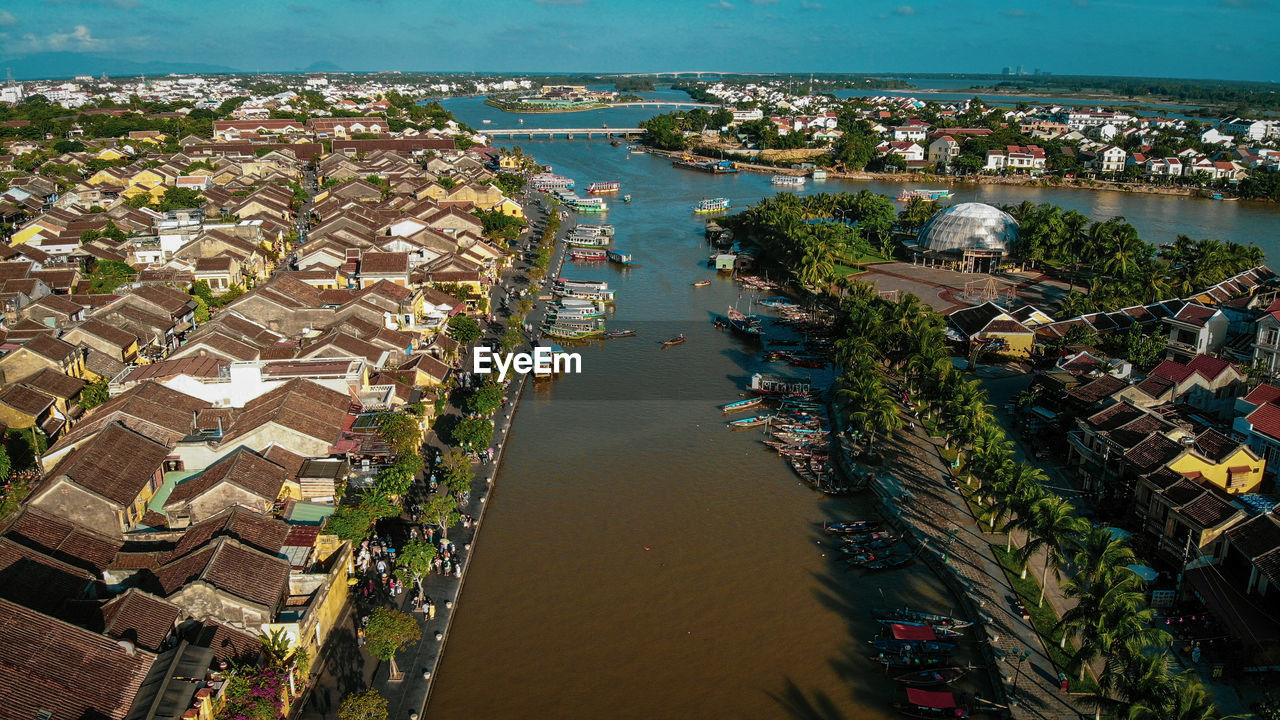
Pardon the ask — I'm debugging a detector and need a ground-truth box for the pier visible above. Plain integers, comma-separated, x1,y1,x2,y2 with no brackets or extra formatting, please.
484,127,645,140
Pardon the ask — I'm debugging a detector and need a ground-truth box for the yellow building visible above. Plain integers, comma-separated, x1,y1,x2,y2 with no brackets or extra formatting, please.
498,154,522,170
1167,430,1265,494
262,540,352,664
497,197,525,218
947,301,1035,357
95,147,127,161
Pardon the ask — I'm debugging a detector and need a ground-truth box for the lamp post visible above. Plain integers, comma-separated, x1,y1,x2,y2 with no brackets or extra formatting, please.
1008,648,1032,705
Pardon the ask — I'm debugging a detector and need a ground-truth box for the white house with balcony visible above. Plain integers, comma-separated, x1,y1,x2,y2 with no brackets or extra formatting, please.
1092,146,1127,174
1252,309,1280,377
1161,301,1229,362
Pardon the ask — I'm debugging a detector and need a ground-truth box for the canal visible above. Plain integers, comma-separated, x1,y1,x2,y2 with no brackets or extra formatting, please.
423,99,1279,720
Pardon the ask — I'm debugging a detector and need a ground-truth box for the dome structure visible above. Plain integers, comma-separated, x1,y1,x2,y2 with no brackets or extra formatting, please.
916,202,1019,254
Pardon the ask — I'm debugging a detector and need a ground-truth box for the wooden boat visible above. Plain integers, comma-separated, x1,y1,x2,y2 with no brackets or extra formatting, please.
692,280,712,288
623,194,633,203
879,620,963,639
824,521,878,534
603,329,636,338
873,609,973,631
892,667,968,687
727,414,773,429
567,247,608,261
869,639,956,656
891,689,969,719
750,373,815,398
661,334,686,347
722,397,763,414
875,653,951,671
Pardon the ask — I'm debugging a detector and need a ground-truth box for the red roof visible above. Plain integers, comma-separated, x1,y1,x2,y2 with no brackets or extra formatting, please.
1244,384,1280,406
890,623,937,641
1186,354,1233,381
906,688,958,709
1150,360,1194,384
1246,403,1280,442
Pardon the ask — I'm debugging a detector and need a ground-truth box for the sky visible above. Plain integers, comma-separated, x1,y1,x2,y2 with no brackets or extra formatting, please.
0,0,1276,82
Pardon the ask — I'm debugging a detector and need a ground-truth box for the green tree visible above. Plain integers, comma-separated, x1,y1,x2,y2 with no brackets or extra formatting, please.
394,539,437,593
363,607,421,679
80,379,110,410
446,315,482,344
192,295,210,323
452,416,494,452
1019,495,1084,606
377,413,422,456
418,492,461,534
154,186,205,212
439,449,474,497
466,381,504,416
190,279,215,305
337,690,387,720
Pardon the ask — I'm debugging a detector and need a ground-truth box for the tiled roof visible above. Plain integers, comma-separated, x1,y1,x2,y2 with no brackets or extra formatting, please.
1109,414,1169,449
73,317,139,350
1192,428,1240,463
1133,374,1176,400
1084,401,1146,430
1150,360,1194,384
48,422,169,506
1169,302,1216,328
19,333,76,363
16,367,86,399
1246,402,1280,441
1177,490,1241,529
47,382,210,453
1242,383,1280,407
168,506,290,559
217,378,353,448
192,620,262,663
0,538,97,620
98,588,181,652
2,506,123,573
1069,376,1127,406
0,598,156,720
1124,433,1184,473
165,449,288,507
0,383,54,417
154,537,289,609
1186,354,1235,381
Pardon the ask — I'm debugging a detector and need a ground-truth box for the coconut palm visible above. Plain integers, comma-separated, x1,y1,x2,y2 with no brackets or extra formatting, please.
1020,495,1085,606
1128,670,1244,720
1071,526,1138,587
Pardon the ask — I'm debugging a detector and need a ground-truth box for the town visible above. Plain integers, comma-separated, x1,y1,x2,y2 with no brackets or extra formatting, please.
0,35,1278,720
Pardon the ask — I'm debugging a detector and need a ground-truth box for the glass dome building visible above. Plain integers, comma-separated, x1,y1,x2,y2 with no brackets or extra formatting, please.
911,202,1019,273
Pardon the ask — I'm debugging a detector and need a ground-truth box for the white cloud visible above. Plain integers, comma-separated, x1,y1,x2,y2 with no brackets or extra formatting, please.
18,24,105,52
0,10,16,25
894,4,915,14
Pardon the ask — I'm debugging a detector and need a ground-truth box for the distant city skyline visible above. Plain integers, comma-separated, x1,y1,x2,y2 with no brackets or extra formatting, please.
0,0,1276,82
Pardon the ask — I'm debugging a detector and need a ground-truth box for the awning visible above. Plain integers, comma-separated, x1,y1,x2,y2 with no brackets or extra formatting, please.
905,688,957,709
891,623,937,641
1184,565,1280,645
1127,564,1158,582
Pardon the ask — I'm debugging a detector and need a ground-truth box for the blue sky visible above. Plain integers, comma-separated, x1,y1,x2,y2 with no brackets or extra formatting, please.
0,0,1276,81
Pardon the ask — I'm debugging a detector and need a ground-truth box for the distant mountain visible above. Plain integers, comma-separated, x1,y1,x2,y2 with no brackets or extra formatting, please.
301,61,344,73
0,53,243,80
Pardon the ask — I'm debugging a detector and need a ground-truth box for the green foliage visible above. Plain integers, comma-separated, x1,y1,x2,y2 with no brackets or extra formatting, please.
493,172,525,196
83,259,137,293
473,208,525,241
4,429,45,472
376,413,422,456
1101,325,1168,371
418,492,461,529
154,186,205,212
446,315,482,344
217,666,288,720
190,279,215,305
192,295,210,323
393,539,437,590
640,113,687,151
52,139,85,153
337,690,387,720
439,449,474,496
451,416,494,452
500,328,525,352
214,284,245,307
438,176,458,190
465,381,504,416
363,607,421,663
80,379,110,410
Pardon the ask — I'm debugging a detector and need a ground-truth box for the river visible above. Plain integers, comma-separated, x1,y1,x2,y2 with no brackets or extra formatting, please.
422,100,1278,720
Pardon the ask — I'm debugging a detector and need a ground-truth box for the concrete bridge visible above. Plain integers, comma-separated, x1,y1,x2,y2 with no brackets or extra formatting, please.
613,71,769,78
484,128,645,140
610,101,719,109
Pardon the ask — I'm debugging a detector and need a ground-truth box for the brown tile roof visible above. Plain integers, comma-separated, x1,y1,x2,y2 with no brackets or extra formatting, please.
1177,490,1241,529
48,422,169,506
1225,513,1280,560
153,537,289,609
261,444,307,478
1169,302,1216,328
218,378,352,447
98,588,181,652
192,620,261,663
0,598,156,720
1068,376,1126,405
48,382,210,453
165,449,288,507
1243,384,1280,406
118,355,227,384
1124,433,1184,474
1084,401,1146,431
73,317,140,350
0,383,54,417
1246,402,1280,442
168,506,290,559
0,537,98,621
16,367,86,400
360,251,409,275
1192,428,1240,463
2,506,123,573
19,333,76,363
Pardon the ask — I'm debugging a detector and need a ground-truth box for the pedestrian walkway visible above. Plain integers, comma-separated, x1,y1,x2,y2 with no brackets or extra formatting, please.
833,397,1090,720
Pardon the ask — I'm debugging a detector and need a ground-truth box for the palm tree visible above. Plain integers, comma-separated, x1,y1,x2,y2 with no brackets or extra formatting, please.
1061,209,1090,291
987,462,1047,544
1020,495,1084,606
1100,648,1173,719
1071,526,1138,587
1128,670,1244,720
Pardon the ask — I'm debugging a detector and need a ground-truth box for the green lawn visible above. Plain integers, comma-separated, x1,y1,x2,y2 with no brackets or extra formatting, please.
832,264,865,278
991,545,1098,695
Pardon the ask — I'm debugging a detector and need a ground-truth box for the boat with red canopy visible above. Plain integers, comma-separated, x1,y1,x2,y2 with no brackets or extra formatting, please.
892,688,968,718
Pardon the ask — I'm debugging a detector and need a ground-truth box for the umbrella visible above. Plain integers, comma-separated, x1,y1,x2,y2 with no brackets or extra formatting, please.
1127,564,1159,582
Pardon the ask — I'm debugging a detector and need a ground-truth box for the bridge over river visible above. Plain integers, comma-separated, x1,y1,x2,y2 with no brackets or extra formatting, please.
483,127,646,140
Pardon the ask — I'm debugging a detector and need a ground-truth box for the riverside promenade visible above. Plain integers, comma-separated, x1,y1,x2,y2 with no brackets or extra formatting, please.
832,399,1089,720
374,194,575,719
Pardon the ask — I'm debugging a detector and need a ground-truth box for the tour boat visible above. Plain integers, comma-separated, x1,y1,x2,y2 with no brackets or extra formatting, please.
673,158,738,174
569,196,608,213
567,247,608,261
576,224,615,236
722,397,763,414
771,174,806,187
726,305,763,341
603,329,636,338
873,608,973,630
727,414,773,429
750,373,814,398
529,173,574,191
565,233,611,247
692,280,712,288
628,145,645,154
896,188,953,202
606,250,633,265
693,197,731,214
481,119,492,124
661,334,686,348
542,316,605,339
623,194,633,203
586,181,621,194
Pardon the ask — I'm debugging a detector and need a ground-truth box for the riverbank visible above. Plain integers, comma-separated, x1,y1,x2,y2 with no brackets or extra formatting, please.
484,98,614,114
642,146,1259,202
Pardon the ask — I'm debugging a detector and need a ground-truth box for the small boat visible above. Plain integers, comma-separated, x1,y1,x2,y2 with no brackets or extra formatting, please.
892,667,968,687
879,620,963,639
693,197,731,214
750,373,814,398
873,608,972,630
824,521,878,534
891,688,969,719
759,296,801,309
606,250,633,265
869,639,956,656
771,174,806,187
661,334,686,348
628,145,645,154
610,140,622,147
897,189,953,202
481,119,492,124
727,414,773,429
722,397,763,414
692,280,712,288
575,224,615,236
623,194,633,203
603,329,636,338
